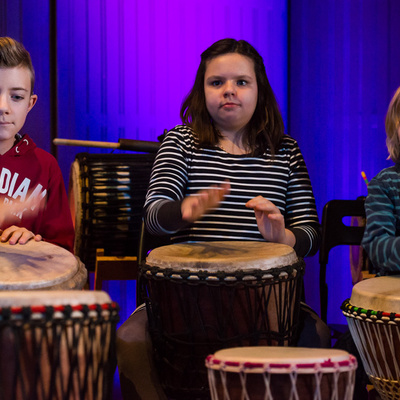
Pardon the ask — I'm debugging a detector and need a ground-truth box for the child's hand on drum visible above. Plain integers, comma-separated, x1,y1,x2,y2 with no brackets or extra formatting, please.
181,181,230,222
246,196,295,247
0,225,42,245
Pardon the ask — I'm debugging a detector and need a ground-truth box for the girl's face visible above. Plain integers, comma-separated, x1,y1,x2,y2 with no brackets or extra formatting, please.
204,53,258,134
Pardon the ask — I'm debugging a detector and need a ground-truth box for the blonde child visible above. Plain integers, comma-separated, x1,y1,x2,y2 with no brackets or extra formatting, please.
0,37,74,251
362,86,400,274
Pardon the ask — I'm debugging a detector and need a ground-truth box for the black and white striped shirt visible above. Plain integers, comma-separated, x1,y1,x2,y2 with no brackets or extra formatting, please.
144,125,320,257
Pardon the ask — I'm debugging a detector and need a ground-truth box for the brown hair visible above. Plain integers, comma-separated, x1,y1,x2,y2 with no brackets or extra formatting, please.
180,38,285,156
385,87,400,163
0,37,35,93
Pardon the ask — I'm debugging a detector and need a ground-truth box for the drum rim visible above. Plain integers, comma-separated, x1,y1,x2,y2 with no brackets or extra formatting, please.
341,298,400,323
205,353,357,374
145,241,300,272
140,259,305,283
0,301,119,319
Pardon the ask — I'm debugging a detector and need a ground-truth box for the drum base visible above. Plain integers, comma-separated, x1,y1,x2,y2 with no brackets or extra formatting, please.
369,376,400,400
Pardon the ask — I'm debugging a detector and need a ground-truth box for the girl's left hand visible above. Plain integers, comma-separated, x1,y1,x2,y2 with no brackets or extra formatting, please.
245,196,295,247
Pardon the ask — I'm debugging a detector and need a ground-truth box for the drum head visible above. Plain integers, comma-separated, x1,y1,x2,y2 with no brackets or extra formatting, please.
0,241,83,290
350,275,400,313
146,241,298,272
207,347,356,373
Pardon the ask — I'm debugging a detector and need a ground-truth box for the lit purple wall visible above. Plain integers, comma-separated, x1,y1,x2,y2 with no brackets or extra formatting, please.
3,1,400,328
54,0,288,322
56,0,288,188
290,0,400,324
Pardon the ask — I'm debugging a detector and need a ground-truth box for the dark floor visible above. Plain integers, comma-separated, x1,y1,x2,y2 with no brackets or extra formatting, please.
88,274,136,400
113,370,123,400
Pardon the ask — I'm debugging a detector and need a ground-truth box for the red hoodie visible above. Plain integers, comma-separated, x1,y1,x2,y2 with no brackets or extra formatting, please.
0,134,74,253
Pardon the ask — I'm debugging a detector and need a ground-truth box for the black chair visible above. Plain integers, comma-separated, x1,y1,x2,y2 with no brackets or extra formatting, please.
319,198,368,324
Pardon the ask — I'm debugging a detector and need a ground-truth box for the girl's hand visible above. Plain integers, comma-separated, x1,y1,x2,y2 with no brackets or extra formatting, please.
181,181,231,223
0,225,43,245
245,196,295,247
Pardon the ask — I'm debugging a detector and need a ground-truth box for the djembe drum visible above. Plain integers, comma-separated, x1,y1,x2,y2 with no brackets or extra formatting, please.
0,240,87,290
206,347,357,400
140,241,305,399
341,275,400,399
69,152,155,271
0,290,119,400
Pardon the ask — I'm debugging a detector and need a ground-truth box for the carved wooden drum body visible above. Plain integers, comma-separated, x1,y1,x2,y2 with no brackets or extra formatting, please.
206,347,357,400
69,152,155,271
342,275,400,400
140,241,305,399
0,240,87,290
0,290,119,400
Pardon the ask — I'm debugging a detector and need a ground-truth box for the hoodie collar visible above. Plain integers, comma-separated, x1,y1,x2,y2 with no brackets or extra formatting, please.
5,134,36,156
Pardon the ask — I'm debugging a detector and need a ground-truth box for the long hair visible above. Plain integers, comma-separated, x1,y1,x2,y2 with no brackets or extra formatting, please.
385,87,400,163
180,38,285,155
0,37,35,93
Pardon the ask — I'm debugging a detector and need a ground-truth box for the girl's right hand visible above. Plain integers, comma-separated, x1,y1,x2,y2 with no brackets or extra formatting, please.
0,225,42,245
181,181,230,222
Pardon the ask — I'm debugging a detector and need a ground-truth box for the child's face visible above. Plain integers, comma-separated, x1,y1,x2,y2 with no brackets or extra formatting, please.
204,53,258,134
0,66,37,154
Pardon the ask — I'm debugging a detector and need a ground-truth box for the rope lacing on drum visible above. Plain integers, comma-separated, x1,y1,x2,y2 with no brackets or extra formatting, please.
343,299,400,399
141,260,305,285
0,302,119,400
206,357,356,400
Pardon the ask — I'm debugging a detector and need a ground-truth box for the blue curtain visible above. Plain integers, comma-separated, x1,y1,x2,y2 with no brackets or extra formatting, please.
289,0,400,323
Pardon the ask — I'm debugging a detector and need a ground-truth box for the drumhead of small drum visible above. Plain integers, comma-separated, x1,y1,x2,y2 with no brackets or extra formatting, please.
349,275,400,313
146,241,298,272
0,241,85,290
206,347,357,374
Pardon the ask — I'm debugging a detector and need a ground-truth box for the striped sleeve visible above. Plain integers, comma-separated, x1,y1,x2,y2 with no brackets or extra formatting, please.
144,125,320,258
285,140,320,256
362,167,400,274
144,126,192,234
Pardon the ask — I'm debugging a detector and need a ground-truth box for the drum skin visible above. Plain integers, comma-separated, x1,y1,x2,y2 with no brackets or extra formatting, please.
0,240,87,290
0,290,119,400
69,152,155,271
140,241,305,399
206,347,357,400
342,276,400,400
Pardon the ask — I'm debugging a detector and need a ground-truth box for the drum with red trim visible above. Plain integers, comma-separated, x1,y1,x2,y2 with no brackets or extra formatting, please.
0,290,119,400
206,346,357,400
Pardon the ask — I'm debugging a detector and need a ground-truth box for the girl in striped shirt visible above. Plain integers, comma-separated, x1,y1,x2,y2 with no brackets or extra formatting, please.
144,38,320,258
117,39,329,400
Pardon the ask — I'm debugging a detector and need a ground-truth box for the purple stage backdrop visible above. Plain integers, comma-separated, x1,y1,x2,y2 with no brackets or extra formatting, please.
1,0,400,327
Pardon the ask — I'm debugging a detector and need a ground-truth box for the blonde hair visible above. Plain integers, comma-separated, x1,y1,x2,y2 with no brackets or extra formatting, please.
0,37,35,93
386,87,400,163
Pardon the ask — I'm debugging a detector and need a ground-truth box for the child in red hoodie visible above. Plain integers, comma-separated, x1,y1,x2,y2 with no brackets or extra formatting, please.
0,37,74,252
